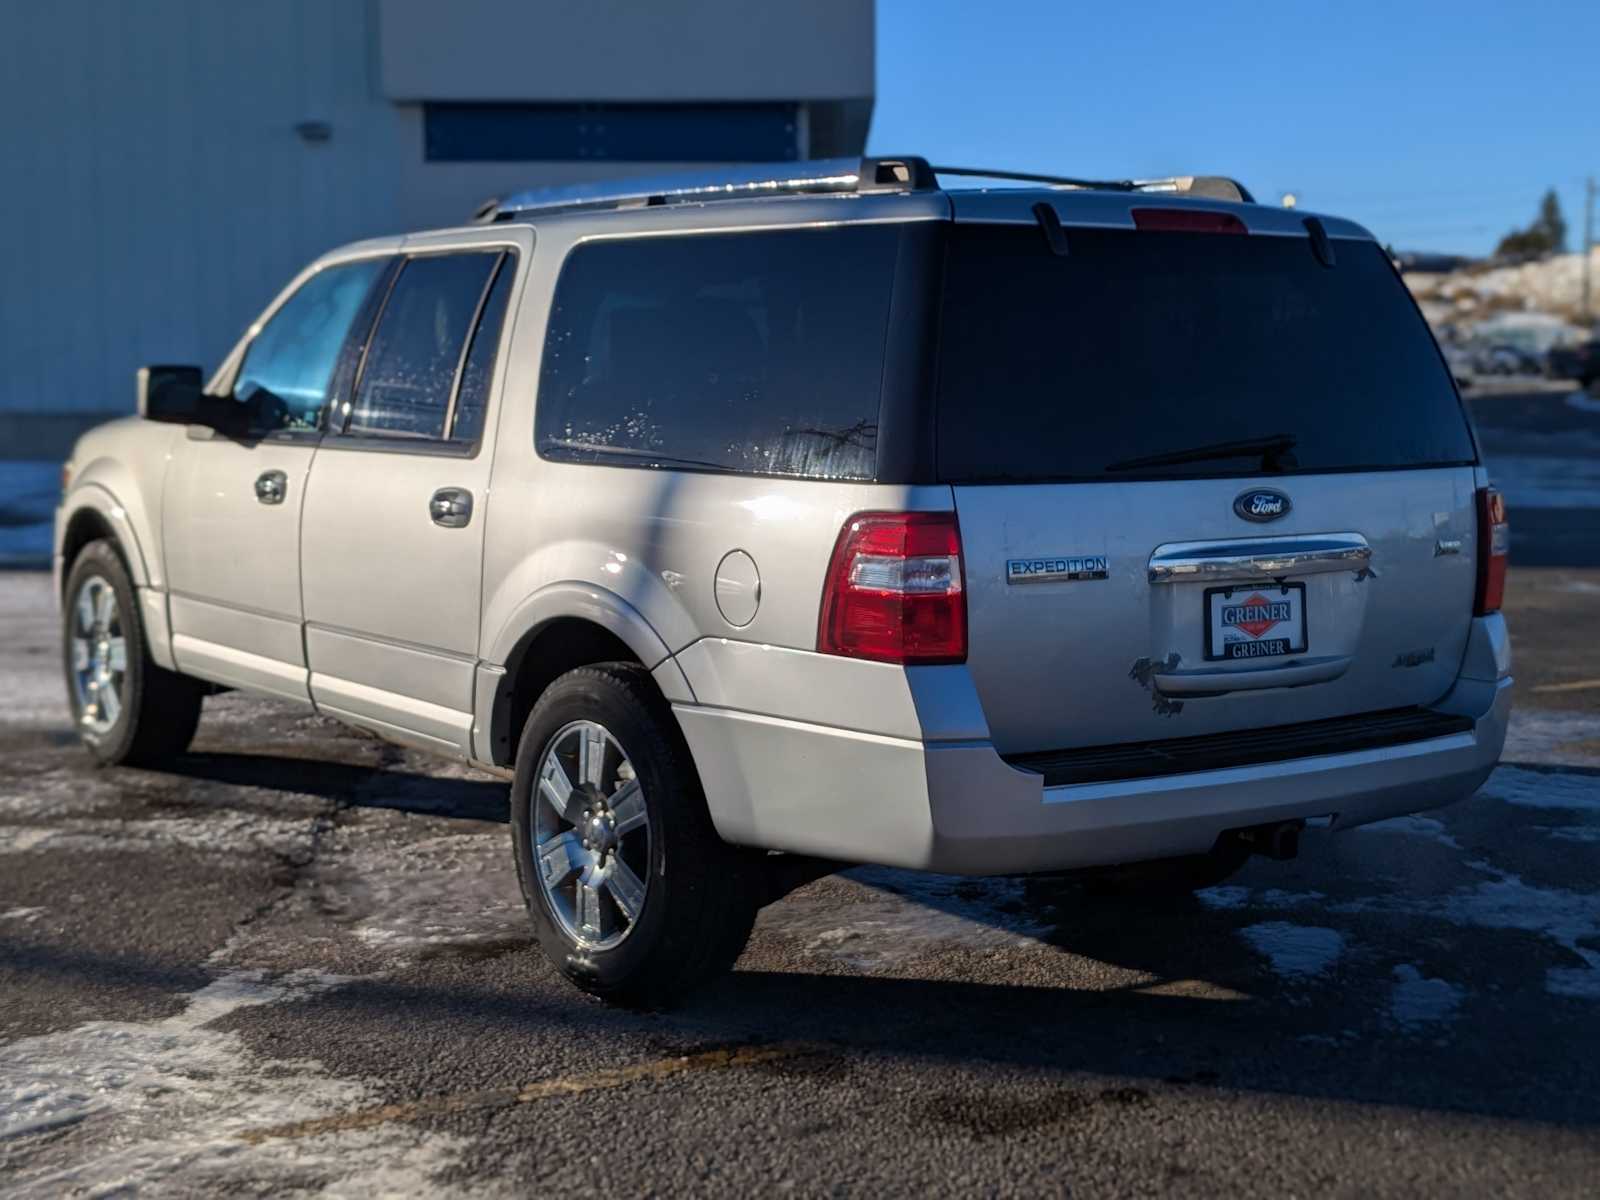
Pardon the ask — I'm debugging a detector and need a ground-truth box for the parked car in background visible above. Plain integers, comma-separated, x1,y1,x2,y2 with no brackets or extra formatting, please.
54,157,1513,1006
1546,336,1600,387
1471,341,1542,377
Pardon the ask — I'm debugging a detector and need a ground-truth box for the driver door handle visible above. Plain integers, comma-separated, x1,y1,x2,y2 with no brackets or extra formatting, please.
255,470,287,505
430,487,473,528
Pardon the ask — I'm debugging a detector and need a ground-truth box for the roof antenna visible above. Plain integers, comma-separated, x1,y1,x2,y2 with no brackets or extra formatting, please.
1033,202,1070,257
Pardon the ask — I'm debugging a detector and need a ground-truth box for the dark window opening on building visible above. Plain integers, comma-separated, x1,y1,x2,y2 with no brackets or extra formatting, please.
423,102,800,163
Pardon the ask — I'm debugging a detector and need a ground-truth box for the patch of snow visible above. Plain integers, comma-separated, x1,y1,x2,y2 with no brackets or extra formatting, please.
760,867,1052,972
0,829,55,853
1257,888,1327,906
1336,866,1600,1002
1388,964,1464,1029
1537,825,1600,844
1,906,45,922
1547,967,1600,999
0,969,469,1196
1485,766,1600,812
1358,814,1462,851
0,811,312,858
1502,710,1600,769
344,831,524,956
1238,922,1345,980
1408,248,1600,323
1195,885,1251,910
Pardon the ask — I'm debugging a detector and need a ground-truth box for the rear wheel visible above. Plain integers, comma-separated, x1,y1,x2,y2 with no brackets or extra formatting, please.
510,664,759,1008
63,539,204,766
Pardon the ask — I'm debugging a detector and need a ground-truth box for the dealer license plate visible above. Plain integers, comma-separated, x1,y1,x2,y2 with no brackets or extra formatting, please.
1205,583,1308,662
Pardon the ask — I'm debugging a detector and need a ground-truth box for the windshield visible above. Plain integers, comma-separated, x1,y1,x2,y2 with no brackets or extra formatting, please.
934,223,1477,483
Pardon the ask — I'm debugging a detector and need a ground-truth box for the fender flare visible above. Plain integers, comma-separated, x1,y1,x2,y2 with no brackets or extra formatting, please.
475,581,694,766
485,580,676,671
59,482,152,589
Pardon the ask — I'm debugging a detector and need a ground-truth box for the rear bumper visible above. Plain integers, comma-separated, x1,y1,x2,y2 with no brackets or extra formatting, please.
675,616,1512,876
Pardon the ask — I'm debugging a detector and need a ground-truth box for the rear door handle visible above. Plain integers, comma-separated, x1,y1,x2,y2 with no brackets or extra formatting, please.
255,470,287,505
429,487,473,528
1148,534,1372,585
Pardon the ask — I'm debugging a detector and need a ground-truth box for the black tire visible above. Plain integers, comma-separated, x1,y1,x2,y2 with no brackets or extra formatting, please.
62,539,204,767
510,663,760,1008
1083,845,1251,897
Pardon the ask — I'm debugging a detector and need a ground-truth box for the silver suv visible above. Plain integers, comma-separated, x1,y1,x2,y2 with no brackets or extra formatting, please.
55,157,1512,1005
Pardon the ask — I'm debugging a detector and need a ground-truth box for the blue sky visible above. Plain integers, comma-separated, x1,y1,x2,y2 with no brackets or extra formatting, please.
869,0,1598,256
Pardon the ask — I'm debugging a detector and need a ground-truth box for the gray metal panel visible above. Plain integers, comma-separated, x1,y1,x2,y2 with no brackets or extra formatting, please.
376,0,875,103
0,1,407,418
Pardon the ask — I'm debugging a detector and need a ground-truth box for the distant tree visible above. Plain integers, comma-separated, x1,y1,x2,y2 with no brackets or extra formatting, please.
1496,189,1568,258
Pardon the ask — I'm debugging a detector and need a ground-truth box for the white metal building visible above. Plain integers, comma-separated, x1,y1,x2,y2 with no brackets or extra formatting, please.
0,0,875,455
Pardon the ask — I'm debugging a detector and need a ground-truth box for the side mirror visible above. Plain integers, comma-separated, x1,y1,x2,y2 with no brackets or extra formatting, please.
136,365,205,424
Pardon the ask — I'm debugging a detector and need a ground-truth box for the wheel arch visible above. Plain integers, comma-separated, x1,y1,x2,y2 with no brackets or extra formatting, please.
479,583,696,768
58,484,151,596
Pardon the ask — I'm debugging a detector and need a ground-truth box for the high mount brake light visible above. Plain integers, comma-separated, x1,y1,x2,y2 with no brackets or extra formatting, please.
1130,208,1248,234
818,512,967,665
1475,487,1509,615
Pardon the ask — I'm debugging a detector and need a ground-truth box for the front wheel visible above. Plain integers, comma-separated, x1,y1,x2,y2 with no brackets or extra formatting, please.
63,539,204,766
510,664,759,1008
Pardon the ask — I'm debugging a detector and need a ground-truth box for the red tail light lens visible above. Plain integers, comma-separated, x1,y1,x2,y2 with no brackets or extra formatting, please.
818,512,966,664
1475,487,1509,615
1130,208,1248,234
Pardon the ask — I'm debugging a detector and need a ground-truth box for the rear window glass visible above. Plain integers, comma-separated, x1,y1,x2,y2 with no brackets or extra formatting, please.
535,225,899,480
936,224,1476,482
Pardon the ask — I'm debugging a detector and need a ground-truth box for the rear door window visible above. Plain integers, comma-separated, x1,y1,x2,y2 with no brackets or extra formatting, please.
448,255,516,445
935,224,1477,482
535,225,900,480
347,252,499,440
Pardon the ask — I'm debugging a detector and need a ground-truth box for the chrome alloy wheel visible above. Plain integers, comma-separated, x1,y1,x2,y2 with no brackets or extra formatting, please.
69,575,127,735
532,720,651,950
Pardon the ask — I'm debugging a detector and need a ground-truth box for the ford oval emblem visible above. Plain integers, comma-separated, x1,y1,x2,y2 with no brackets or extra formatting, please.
1234,489,1291,523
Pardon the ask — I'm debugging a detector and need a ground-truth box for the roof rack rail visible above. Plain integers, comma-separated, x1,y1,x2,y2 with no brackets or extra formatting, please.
478,156,939,223
471,157,1255,223
930,165,1138,192
930,165,1255,204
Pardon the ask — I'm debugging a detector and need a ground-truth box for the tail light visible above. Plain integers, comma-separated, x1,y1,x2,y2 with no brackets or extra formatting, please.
1475,487,1509,615
818,511,966,664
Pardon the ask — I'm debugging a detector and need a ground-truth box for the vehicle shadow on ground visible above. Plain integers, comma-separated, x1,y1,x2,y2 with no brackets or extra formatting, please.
159,752,510,824
201,947,1600,1132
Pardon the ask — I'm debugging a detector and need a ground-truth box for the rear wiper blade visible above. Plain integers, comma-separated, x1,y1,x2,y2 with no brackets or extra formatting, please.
1104,434,1298,473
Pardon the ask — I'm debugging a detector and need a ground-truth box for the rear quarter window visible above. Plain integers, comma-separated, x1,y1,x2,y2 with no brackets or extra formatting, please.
935,224,1477,482
535,225,899,480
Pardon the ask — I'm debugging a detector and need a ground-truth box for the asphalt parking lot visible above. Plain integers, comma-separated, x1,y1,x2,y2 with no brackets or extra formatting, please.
2,386,1598,1196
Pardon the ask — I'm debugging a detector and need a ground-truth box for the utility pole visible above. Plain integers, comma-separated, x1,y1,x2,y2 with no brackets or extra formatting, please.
1584,176,1595,326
